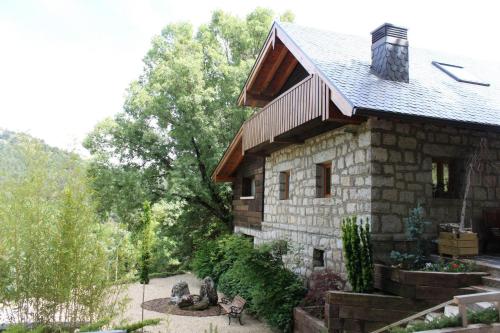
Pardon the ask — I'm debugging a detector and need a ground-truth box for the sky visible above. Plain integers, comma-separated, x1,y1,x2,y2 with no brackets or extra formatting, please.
1,0,499,153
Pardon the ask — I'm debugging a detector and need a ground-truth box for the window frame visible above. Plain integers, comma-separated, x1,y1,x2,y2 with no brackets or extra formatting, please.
313,248,325,267
316,162,332,198
432,158,457,199
241,176,256,199
279,170,291,200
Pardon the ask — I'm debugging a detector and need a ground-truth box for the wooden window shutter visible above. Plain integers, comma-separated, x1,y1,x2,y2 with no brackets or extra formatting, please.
279,172,286,200
316,164,324,198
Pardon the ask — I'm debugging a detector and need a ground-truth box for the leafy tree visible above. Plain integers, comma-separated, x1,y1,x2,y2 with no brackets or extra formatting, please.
84,8,294,258
0,137,121,325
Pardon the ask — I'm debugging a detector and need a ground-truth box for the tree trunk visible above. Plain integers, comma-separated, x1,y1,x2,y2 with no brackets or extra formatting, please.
460,165,473,232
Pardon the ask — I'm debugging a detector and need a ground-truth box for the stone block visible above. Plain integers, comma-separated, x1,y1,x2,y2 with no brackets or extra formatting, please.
372,147,388,162
382,189,398,201
381,215,403,233
399,191,415,203
398,137,417,149
383,134,397,146
389,150,402,162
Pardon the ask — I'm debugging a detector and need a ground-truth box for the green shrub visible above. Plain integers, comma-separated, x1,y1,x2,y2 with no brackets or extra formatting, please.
79,318,111,332
341,216,373,293
114,318,161,332
390,205,431,270
191,235,253,283
195,235,305,332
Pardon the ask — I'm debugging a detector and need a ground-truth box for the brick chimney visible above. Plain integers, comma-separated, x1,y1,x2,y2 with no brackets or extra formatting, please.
371,23,409,83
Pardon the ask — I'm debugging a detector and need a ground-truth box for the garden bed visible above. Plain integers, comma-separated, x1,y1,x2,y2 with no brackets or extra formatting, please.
374,264,487,302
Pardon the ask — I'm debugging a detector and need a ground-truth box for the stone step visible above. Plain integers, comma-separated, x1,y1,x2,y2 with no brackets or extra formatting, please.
444,305,459,317
474,262,500,278
482,276,500,289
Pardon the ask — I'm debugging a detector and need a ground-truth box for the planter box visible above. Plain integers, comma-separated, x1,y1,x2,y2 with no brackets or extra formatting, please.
374,264,486,302
438,232,479,257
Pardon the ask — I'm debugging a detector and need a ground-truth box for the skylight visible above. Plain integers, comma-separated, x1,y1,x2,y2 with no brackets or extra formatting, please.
432,61,490,86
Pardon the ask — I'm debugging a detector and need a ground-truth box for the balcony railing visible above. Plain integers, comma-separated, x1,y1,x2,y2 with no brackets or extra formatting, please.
242,74,330,152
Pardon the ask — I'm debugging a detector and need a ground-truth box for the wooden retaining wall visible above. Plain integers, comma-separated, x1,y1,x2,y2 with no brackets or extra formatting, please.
324,291,433,333
293,307,327,333
374,264,486,302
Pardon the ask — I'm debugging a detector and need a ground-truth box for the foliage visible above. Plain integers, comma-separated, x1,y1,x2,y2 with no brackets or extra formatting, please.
204,323,219,333
390,307,499,333
193,235,306,332
2,325,68,333
421,259,478,272
84,8,295,261
79,318,111,332
390,204,431,270
139,201,153,284
302,270,346,308
0,138,123,326
341,216,373,293
191,234,254,283
114,318,162,332
3,318,162,333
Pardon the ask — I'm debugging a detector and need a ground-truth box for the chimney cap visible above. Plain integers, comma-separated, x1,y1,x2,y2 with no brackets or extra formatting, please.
370,22,408,34
371,23,408,44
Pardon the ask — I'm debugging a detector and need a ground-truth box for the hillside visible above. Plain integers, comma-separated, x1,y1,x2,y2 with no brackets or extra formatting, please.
0,129,83,180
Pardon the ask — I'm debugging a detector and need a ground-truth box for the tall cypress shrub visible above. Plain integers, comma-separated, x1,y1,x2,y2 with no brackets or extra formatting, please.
341,216,373,293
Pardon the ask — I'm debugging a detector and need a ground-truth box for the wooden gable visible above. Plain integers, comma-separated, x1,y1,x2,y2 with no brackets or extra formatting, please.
212,22,362,183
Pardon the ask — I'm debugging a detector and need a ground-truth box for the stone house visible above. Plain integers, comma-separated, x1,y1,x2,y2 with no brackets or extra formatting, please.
212,22,500,276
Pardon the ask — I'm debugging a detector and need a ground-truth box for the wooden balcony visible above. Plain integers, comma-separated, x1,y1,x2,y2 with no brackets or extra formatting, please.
242,74,358,154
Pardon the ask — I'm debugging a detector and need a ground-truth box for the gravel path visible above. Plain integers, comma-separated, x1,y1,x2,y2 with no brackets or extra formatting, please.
119,273,272,333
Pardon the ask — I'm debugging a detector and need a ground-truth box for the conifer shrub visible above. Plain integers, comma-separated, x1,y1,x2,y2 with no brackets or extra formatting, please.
341,216,373,293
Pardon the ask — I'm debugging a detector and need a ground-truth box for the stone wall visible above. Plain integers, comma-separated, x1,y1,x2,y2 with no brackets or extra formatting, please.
236,123,372,277
369,117,500,261
234,116,500,273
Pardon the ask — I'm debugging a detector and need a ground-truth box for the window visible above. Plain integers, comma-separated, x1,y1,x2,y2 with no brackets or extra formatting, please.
279,171,290,200
316,162,332,198
432,158,457,198
242,234,255,245
313,248,324,267
432,61,490,86
242,176,255,198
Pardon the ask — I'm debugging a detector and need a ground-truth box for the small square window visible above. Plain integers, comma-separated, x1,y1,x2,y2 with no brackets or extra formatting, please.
242,176,255,197
279,171,290,200
313,248,324,267
316,162,332,198
432,158,457,198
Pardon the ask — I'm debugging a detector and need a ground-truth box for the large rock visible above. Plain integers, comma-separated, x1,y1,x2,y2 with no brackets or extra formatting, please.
171,281,190,298
199,277,218,306
177,294,194,308
190,297,209,311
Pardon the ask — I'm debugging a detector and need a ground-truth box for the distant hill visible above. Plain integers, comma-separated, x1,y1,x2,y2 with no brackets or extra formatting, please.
0,129,83,180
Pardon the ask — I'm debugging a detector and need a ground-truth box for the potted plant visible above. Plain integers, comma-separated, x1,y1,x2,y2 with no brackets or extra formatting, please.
438,138,488,257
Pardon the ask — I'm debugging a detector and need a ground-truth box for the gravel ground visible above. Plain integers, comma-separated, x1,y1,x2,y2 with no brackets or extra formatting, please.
118,273,273,333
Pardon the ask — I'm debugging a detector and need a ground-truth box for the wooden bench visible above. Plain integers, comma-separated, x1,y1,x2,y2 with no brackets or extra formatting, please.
454,291,500,327
219,295,246,325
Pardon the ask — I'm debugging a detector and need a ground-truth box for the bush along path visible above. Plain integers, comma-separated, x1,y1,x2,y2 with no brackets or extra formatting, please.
192,235,306,332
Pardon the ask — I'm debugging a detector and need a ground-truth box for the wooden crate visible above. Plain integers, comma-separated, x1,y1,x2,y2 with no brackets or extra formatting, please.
438,232,478,257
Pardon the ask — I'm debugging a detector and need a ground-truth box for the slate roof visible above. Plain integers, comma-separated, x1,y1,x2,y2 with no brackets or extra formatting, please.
278,22,500,127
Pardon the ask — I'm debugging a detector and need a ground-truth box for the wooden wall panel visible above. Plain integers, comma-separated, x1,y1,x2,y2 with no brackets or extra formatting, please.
242,74,329,152
231,156,265,230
